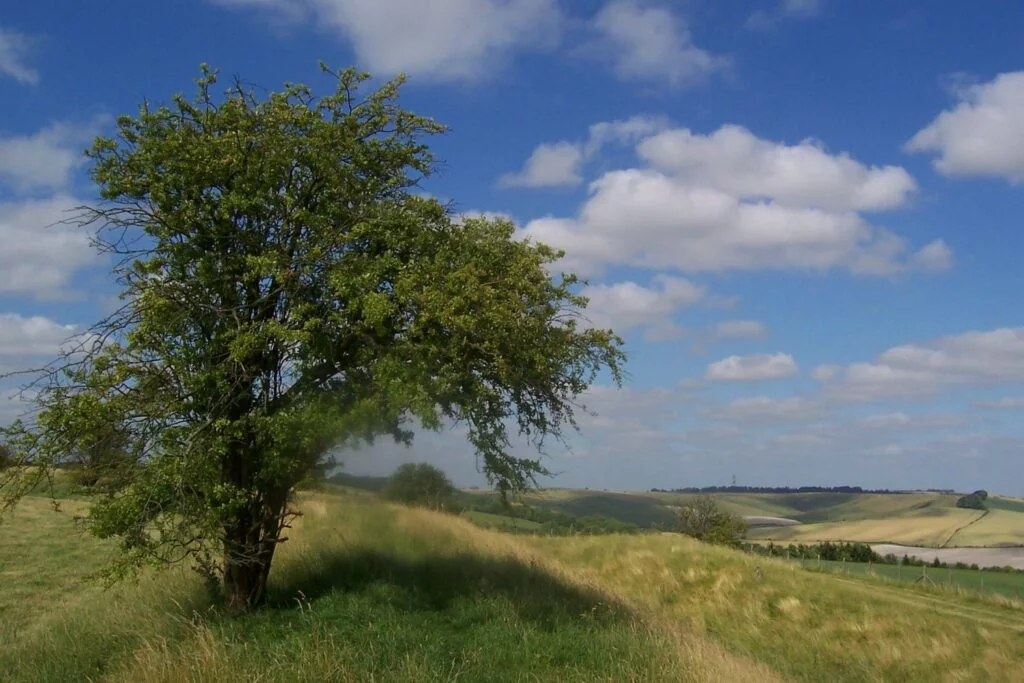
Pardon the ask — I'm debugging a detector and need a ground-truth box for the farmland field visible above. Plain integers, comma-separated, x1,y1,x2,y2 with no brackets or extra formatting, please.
744,507,985,547
946,510,1024,547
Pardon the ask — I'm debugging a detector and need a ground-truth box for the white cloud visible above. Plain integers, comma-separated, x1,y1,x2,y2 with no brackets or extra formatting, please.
580,274,705,341
745,0,821,31
705,352,799,381
907,71,1024,183
591,0,727,87
707,395,824,422
0,386,37,424
815,327,1024,401
0,27,38,85
0,121,101,193
713,320,768,340
498,142,584,188
210,0,561,82
636,124,917,212
518,122,943,278
909,238,954,272
0,195,98,299
499,115,667,189
858,412,964,430
0,313,78,358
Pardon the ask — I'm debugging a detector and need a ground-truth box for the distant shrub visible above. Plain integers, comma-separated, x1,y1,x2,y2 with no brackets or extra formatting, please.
0,441,12,470
972,489,989,501
383,463,461,512
955,493,986,510
676,496,747,547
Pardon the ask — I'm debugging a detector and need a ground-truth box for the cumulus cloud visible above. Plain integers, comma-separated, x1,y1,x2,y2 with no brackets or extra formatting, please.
907,71,1024,183
580,275,705,341
0,120,102,193
209,0,561,82
0,27,38,85
499,115,667,189
498,142,584,188
590,0,727,87
518,122,944,278
815,327,1024,401
705,352,799,381
636,124,917,212
0,195,98,299
0,313,78,359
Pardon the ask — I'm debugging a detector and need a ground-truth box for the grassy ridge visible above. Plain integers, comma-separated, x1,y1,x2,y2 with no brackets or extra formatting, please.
0,493,754,682
7,489,1024,681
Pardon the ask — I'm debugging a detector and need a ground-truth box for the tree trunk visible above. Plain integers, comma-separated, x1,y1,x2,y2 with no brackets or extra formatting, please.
221,501,287,612
223,548,274,612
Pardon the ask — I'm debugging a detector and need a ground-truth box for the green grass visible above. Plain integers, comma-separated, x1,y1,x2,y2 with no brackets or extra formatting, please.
6,488,1024,682
791,558,1024,600
0,493,689,682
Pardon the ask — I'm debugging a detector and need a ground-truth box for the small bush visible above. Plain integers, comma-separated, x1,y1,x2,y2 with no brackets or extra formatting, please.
676,496,747,547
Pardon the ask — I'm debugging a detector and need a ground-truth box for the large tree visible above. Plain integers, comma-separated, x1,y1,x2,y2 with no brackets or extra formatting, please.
0,65,624,611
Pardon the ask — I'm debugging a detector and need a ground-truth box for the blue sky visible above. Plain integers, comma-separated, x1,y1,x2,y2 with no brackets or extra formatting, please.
2,0,1023,494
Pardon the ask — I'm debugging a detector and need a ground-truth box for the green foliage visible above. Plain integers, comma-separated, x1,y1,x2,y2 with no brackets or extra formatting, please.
972,489,989,501
382,463,460,512
676,496,748,547
0,64,624,610
956,493,987,510
0,441,12,470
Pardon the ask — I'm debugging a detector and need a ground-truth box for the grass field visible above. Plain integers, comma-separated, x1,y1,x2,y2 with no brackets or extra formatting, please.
792,558,1024,600
4,490,1024,681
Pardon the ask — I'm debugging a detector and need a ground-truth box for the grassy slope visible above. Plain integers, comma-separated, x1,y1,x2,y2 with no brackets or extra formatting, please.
526,533,1024,682
5,491,1024,681
0,493,756,683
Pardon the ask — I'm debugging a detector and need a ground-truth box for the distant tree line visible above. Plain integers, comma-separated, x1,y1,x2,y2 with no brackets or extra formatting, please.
651,485,904,494
746,540,1023,574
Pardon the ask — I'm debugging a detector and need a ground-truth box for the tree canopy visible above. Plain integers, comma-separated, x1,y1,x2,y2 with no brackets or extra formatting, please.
382,463,459,512
0,64,624,610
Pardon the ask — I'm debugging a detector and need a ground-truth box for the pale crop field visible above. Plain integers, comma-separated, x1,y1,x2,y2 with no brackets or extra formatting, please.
746,507,985,547
946,509,1024,547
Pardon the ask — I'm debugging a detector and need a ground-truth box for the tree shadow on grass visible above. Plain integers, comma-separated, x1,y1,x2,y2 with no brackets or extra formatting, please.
266,547,637,627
